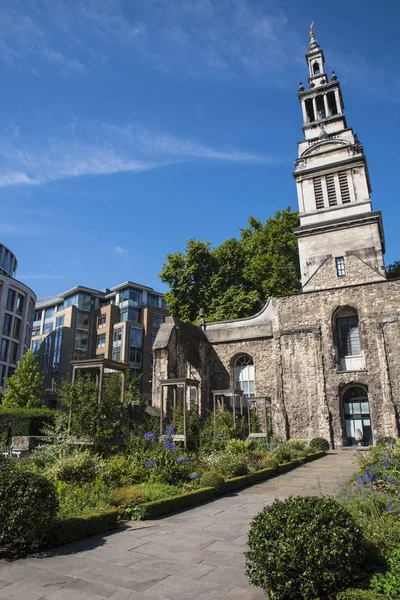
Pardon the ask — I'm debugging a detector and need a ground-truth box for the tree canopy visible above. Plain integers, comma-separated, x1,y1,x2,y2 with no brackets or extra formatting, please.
159,208,300,323
1,350,43,409
386,261,400,280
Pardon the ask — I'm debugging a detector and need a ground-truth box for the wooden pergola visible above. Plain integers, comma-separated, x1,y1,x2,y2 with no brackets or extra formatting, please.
69,358,129,432
159,377,200,449
212,388,244,430
247,397,271,440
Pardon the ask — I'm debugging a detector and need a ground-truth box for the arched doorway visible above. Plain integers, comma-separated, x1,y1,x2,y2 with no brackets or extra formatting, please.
234,355,255,403
343,386,373,446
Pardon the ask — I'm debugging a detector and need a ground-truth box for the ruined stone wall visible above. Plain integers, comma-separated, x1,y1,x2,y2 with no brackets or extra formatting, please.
276,278,400,445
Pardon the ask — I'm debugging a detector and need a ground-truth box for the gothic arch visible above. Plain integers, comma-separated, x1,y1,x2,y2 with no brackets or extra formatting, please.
339,384,373,446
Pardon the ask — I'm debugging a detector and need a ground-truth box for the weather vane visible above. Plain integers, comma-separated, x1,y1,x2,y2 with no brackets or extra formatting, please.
309,21,315,41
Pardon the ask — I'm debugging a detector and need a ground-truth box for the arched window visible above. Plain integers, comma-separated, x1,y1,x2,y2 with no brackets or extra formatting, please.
234,355,255,401
313,62,320,75
343,386,372,446
334,307,364,371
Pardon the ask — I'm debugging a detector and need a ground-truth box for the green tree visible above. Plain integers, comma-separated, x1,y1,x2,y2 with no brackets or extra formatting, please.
1,350,43,408
160,208,300,323
386,261,400,279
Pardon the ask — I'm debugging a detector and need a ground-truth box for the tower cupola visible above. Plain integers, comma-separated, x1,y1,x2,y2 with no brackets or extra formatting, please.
293,26,386,292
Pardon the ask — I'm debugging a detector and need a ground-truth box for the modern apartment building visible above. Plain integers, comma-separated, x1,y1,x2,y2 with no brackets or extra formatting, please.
0,243,36,390
31,281,168,403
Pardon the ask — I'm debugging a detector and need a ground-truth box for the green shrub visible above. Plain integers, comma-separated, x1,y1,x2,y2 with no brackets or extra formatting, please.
247,450,278,470
109,486,150,508
135,482,182,501
309,437,330,452
206,452,249,478
101,454,148,487
246,496,364,599
200,471,225,490
370,548,400,597
48,510,119,548
50,449,103,483
0,461,59,556
336,590,387,599
199,409,247,453
56,478,111,519
375,436,396,448
0,407,56,446
138,488,215,519
336,484,400,559
226,439,248,455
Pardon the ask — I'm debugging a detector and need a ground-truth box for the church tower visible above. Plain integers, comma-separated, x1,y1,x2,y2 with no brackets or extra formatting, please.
293,25,386,291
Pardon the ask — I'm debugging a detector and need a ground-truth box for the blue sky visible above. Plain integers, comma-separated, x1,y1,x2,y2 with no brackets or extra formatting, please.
1,0,400,300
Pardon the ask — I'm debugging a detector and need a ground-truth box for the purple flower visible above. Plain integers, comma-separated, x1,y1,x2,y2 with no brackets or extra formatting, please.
382,458,389,470
387,507,394,513
144,431,156,441
357,476,366,486
164,441,176,451
386,476,397,484
144,458,155,468
165,424,177,436
189,471,201,480
177,456,190,464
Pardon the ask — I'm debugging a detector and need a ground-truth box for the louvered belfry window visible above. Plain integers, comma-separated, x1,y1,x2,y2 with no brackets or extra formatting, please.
338,171,351,203
313,177,324,209
326,174,337,206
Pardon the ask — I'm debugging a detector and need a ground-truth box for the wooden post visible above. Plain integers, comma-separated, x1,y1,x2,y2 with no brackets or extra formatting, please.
183,383,187,449
160,385,164,436
232,393,236,430
173,386,177,409
248,401,251,436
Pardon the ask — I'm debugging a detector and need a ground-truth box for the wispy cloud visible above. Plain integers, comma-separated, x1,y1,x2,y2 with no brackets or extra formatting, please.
0,120,274,188
114,246,125,254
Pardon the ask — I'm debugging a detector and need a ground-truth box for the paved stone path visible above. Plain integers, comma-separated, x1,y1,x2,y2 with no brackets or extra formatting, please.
0,452,357,600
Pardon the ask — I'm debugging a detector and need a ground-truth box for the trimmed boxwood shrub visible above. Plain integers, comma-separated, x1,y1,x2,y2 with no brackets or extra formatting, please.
336,590,387,599
309,437,330,452
0,408,56,445
200,471,225,490
245,496,364,599
0,461,59,556
47,510,119,548
138,488,216,519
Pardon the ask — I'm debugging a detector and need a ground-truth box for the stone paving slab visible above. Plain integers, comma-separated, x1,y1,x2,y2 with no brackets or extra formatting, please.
2,452,357,600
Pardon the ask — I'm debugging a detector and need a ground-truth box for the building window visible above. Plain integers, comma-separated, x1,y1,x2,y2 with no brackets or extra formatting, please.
42,336,52,372
313,177,324,209
32,339,41,355
64,293,92,311
326,174,337,207
15,294,24,316
0,364,4,387
6,289,15,312
112,348,121,361
315,95,326,119
234,355,255,401
34,310,42,322
120,307,140,323
97,314,106,329
12,318,21,340
147,294,158,307
343,387,372,446
9,342,18,364
152,314,165,329
338,171,351,203
336,257,346,277
113,328,122,347
336,309,361,359
0,339,9,361
74,330,88,350
45,307,55,320
97,334,106,348
76,310,89,330
3,314,12,337
32,324,41,336
43,321,54,334
120,288,142,307
313,61,320,75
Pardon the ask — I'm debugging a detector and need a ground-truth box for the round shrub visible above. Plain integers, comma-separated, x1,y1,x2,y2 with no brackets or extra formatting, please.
210,453,249,478
50,450,102,483
310,437,330,452
0,463,59,556
226,439,248,455
109,486,150,508
200,471,225,490
245,496,364,599
247,451,278,471
375,436,396,448
336,590,387,599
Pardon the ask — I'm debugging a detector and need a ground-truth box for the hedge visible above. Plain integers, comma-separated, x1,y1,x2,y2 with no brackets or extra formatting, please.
137,452,326,520
0,408,56,445
46,509,120,549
